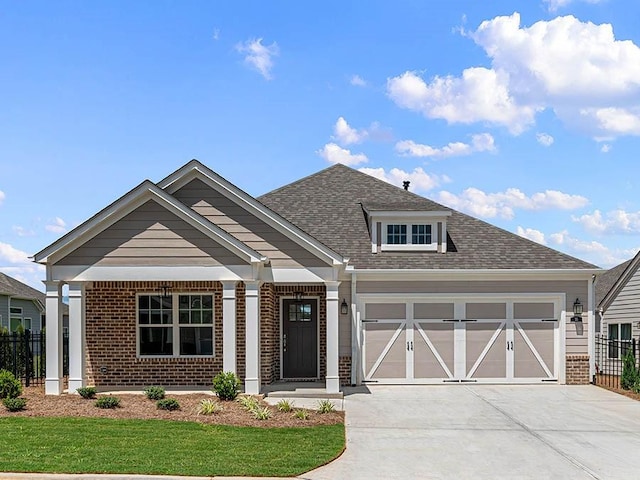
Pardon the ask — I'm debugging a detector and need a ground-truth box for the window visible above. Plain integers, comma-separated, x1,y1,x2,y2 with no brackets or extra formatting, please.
386,224,407,245
608,323,632,359
412,224,432,245
10,307,22,315
138,293,214,357
288,303,312,322
9,307,25,333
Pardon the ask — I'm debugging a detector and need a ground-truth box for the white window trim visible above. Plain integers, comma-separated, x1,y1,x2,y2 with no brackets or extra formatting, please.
380,221,437,252
607,322,632,360
9,306,22,315
23,317,31,330
136,292,216,359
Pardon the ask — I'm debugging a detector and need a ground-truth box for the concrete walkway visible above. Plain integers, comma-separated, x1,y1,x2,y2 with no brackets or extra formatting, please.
304,384,640,480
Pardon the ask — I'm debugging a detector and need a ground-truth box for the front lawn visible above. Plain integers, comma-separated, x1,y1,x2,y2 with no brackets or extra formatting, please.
0,417,345,477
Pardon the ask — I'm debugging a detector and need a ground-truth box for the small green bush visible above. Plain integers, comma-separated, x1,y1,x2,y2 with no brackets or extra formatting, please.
621,350,639,390
0,370,22,399
293,409,309,420
76,387,96,399
238,395,260,411
95,396,120,409
3,397,26,412
633,379,640,394
253,406,272,420
317,399,336,414
156,398,180,411
212,372,240,401
198,398,222,415
276,399,295,412
144,386,166,400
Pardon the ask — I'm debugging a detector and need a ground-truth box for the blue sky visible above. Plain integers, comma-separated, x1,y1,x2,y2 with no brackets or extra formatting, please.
2,0,640,290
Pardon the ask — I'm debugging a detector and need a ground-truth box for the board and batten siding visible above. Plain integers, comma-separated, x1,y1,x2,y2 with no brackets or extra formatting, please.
172,179,328,268
602,267,640,338
357,280,589,355
55,200,246,266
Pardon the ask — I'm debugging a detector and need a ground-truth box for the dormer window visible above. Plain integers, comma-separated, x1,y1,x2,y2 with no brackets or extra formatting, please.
412,225,432,245
386,224,433,246
387,225,407,244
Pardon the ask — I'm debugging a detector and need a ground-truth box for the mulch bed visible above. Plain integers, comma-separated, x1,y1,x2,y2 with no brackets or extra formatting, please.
597,383,640,402
0,387,344,428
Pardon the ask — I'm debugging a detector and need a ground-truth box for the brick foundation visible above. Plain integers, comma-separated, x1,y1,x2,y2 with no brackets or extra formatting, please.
339,356,352,386
566,354,590,385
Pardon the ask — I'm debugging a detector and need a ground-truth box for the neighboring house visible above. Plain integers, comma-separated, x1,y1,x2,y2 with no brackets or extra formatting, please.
34,160,600,395
0,272,69,334
596,252,640,362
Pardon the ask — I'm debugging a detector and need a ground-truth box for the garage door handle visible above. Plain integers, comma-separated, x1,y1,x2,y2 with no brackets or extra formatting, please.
406,341,414,351
506,341,514,351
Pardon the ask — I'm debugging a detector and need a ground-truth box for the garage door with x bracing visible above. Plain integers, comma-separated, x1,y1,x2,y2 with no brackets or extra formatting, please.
362,298,560,384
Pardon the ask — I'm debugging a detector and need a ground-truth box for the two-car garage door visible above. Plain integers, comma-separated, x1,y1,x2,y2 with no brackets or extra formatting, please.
362,297,561,384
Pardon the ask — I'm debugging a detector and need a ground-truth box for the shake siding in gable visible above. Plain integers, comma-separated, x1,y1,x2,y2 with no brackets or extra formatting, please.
55,200,246,266
172,179,327,268
603,268,640,338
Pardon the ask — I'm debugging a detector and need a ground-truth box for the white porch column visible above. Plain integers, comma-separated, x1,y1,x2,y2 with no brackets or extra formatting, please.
44,281,63,395
222,281,237,374
68,282,86,393
325,281,340,394
244,281,261,395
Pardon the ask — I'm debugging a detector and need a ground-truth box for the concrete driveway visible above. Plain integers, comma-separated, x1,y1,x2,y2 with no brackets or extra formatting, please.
304,385,640,480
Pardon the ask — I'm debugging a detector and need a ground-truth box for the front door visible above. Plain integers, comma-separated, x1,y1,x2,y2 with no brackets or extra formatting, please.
282,299,318,378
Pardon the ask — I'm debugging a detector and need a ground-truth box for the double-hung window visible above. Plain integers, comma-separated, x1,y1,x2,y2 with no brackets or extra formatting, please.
138,293,214,357
608,323,632,359
9,307,24,332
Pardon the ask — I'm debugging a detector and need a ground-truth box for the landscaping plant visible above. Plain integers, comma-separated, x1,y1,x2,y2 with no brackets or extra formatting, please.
3,397,26,412
276,399,294,412
0,369,22,399
238,395,260,411
293,409,310,420
317,399,336,414
198,398,222,415
156,398,180,411
621,349,639,390
212,371,240,400
76,387,97,399
144,386,166,400
252,406,272,420
95,396,121,409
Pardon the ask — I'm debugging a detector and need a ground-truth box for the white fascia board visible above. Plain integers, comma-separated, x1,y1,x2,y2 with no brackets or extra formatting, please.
158,161,345,267
351,268,602,281
369,210,452,218
263,267,337,283
49,265,254,282
36,180,266,266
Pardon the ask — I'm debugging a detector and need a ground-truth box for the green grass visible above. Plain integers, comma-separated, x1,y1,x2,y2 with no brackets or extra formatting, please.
0,417,345,477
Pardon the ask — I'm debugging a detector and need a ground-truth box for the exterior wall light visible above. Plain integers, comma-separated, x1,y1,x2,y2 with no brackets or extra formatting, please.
158,284,172,299
571,298,583,322
341,299,349,315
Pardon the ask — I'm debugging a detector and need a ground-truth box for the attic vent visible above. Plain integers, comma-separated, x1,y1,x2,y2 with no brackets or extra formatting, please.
403,181,410,191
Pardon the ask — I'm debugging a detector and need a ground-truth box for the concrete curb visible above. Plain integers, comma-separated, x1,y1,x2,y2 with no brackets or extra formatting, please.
0,474,291,480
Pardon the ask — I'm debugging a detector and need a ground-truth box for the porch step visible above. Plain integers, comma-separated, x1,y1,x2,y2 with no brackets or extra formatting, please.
263,381,344,399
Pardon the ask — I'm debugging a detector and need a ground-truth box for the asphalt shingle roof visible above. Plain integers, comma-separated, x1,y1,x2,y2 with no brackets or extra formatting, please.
596,257,635,308
0,272,46,304
258,164,598,270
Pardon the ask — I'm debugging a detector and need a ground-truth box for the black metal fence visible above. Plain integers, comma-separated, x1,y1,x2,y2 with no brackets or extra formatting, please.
0,331,69,386
594,334,637,388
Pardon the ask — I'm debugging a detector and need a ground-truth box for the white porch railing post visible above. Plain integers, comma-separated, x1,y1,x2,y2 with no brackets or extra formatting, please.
68,282,86,393
44,281,63,395
244,281,261,394
222,281,237,375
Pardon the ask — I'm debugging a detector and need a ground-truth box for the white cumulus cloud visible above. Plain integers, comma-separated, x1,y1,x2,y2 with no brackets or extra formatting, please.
333,117,368,145
436,187,589,219
317,143,368,166
350,75,367,87
45,217,67,234
536,133,554,147
0,190,4,205
573,209,640,235
516,226,547,245
358,167,445,193
0,241,45,290
396,133,496,158
548,230,637,267
235,38,279,80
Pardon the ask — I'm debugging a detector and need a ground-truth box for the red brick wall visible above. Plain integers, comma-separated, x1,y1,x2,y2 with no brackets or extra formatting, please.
339,356,352,386
260,284,276,383
566,354,590,385
235,282,246,381
85,281,224,388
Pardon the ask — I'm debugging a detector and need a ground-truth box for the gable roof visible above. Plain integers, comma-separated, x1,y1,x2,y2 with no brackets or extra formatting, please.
34,180,267,266
597,252,640,311
0,272,45,304
258,164,599,271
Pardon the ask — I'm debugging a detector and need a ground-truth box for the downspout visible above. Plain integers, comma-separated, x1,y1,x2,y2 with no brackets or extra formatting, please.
588,274,596,383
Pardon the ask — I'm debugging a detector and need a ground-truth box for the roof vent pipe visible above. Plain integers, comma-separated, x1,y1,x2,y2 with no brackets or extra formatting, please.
403,181,410,191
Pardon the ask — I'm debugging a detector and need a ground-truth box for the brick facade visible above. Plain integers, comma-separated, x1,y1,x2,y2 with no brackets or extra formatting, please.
84,280,351,390
565,354,590,385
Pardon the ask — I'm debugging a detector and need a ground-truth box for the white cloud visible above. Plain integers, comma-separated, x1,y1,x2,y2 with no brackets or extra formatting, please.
573,209,640,234
317,143,368,166
358,167,446,193
0,190,4,205
350,75,367,87
0,242,45,291
396,133,496,158
536,133,554,147
548,230,637,268
543,0,605,13
601,143,612,153
235,38,279,80
333,117,368,145
436,187,589,219
212,28,220,41
387,69,537,135
12,226,35,237
45,217,67,234
516,226,547,245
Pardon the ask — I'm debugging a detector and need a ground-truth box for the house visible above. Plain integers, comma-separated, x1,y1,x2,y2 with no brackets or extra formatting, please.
34,160,600,395
596,252,640,360
0,272,47,333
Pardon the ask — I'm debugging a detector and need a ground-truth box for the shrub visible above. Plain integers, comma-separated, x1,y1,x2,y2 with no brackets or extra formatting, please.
276,399,294,412
95,396,120,409
212,371,240,401
293,409,309,420
238,395,260,412
144,386,166,400
317,399,336,414
157,398,180,411
633,379,640,394
0,369,22,399
3,397,26,412
621,349,639,390
253,406,272,420
76,387,96,399
198,398,222,415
